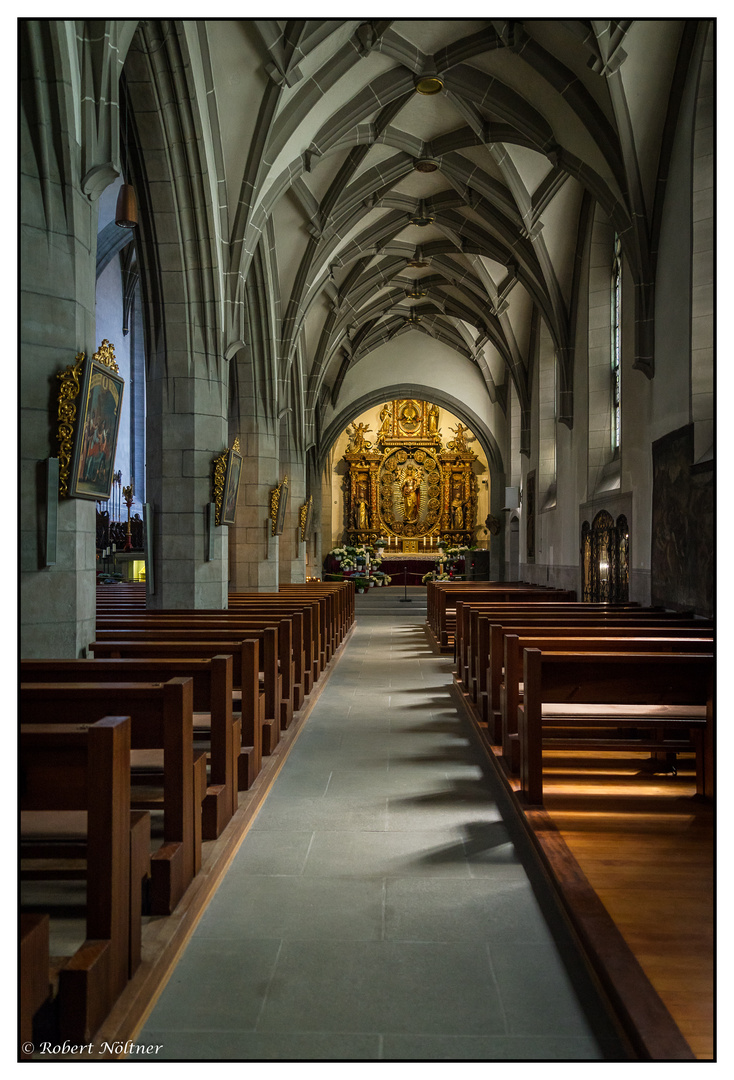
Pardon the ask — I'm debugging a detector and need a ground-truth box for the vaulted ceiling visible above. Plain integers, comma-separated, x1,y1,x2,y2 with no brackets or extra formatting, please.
163,20,693,432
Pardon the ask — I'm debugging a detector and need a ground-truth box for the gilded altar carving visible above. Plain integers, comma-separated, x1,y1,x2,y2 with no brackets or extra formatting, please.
344,399,478,546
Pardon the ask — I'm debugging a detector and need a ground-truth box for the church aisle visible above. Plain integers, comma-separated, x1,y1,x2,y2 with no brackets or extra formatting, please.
138,608,625,1061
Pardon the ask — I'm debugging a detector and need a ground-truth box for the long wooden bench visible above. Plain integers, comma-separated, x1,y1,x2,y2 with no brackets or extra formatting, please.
428,584,577,649
456,601,657,692
20,655,241,839
20,716,134,1041
499,632,714,768
20,679,202,916
516,650,714,805
91,627,283,753
94,617,295,728
87,639,263,783
470,613,713,728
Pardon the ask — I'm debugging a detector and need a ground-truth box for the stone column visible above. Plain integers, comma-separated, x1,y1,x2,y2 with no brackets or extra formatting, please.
278,453,307,584
146,374,228,609
228,349,280,592
20,20,123,657
276,412,306,584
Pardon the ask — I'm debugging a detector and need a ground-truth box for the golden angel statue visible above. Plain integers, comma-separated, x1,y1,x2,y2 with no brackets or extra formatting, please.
347,421,372,453
448,422,469,452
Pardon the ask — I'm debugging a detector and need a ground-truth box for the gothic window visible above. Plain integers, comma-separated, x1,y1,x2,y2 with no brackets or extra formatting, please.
610,234,622,456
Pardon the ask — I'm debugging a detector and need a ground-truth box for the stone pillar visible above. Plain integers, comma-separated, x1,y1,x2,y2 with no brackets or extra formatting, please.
146,374,228,609
228,349,280,592
277,414,307,584
20,21,118,657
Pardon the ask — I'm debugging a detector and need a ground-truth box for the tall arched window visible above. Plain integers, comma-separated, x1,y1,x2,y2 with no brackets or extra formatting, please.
610,234,622,456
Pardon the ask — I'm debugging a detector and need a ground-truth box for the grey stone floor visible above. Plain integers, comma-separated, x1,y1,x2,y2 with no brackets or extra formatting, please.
138,599,625,1061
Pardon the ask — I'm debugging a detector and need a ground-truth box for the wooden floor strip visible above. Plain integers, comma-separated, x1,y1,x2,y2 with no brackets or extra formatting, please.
451,677,714,1061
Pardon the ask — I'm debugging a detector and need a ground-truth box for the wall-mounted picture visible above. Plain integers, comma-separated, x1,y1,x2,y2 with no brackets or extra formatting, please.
69,355,125,500
270,476,289,535
221,445,243,525
299,495,313,542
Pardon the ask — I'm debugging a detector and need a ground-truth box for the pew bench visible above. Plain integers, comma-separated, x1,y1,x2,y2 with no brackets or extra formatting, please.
20,679,201,916
516,650,714,805
497,632,714,766
428,585,576,649
468,614,713,727
456,601,648,692
92,624,286,743
20,655,241,838
20,717,135,1042
87,639,263,785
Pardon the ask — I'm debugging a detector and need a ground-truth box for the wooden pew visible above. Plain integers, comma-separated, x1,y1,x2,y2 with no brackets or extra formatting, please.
428,584,577,649
499,632,714,767
457,601,650,692
20,680,201,916
87,639,263,785
20,914,50,1057
91,627,282,753
516,650,714,805
20,716,133,1041
96,614,299,724
20,655,241,837
459,608,711,713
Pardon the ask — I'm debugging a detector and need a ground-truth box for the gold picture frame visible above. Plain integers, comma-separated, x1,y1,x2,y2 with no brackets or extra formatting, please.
299,496,313,542
213,437,242,525
58,340,125,500
270,476,289,535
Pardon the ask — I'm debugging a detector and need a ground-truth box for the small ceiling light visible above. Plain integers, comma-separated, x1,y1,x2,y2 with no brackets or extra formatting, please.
415,76,444,95
408,199,434,228
115,183,138,229
415,158,439,173
406,309,423,324
407,259,429,268
406,286,427,299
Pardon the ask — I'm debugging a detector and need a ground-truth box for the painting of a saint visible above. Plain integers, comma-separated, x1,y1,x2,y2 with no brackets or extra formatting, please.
70,360,125,500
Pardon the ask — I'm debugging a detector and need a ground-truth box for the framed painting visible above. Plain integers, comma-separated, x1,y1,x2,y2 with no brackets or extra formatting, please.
68,351,125,501
270,476,289,535
299,495,313,542
220,445,243,525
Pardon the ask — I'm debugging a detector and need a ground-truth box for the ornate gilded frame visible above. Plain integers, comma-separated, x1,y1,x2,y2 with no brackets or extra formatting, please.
299,496,313,542
58,340,125,500
270,475,289,535
213,437,242,525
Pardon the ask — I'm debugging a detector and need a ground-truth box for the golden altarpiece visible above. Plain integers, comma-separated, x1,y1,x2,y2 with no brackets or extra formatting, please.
343,400,478,551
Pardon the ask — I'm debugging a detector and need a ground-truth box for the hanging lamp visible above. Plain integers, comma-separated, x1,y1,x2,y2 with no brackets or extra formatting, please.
116,78,138,229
